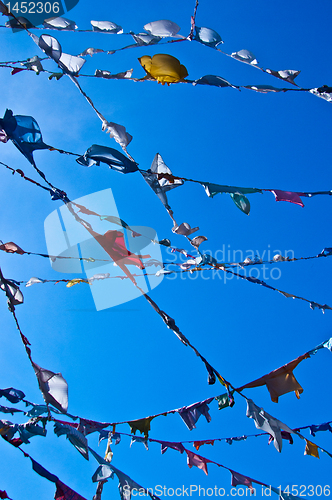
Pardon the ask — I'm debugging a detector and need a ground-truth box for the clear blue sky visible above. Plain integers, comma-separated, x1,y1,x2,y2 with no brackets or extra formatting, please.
1,1,332,499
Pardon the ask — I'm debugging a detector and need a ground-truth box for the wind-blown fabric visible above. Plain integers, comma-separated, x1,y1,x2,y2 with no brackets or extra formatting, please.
194,26,223,47
23,56,43,74
91,20,123,33
237,353,309,402
95,68,133,79
231,50,258,65
306,334,332,353
26,277,46,287
0,388,25,404
193,440,215,451
128,416,155,437
158,440,185,454
0,128,8,142
32,362,68,413
0,242,25,255
143,20,180,37
309,86,332,102
244,85,286,93
246,399,294,452
18,421,46,443
43,17,77,30
215,393,232,410
101,121,133,150
0,279,24,310
185,449,210,475
177,397,214,430
32,34,85,76
85,228,150,284
172,222,199,236
230,193,250,215
0,109,49,164
30,457,59,483
265,68,300,85
139,54,188,84
142,153,183,209
55,480,87,500
54,421,89,460
30,456,86,499
193,75,237,88
309,422,332,436
230,471,255,493
304,439,320,458
0,405,22,415
266,430,292,447
76,144,138,173
202,182,262,197
78,418,110,435
130,435,149,450
191,236,208,248
131,33,161,46
269,190,305,207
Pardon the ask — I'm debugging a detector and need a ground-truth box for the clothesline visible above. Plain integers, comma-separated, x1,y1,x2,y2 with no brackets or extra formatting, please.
0,62,322,95
2,383,332,450
1,320,330,444
97,419,332,448
0,0,331,104
2,257,332,314
1,240,332,270
0,439,277,500
1,406,330,500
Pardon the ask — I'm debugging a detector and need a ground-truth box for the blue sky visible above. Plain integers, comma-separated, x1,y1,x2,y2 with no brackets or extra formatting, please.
1,0,332,499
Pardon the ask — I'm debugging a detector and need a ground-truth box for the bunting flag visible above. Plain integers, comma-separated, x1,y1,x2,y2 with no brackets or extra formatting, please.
76,144,138,172
236,352,310,402
0,491,11,500
31,363,68,414
141,153,184,211
53,421,89,460
230,470,255,493
246,399,294,453
0,109,55,188
3,385,332,449
2,239,332,284
185,449,211,475
26,453,87,499
1,56,329,105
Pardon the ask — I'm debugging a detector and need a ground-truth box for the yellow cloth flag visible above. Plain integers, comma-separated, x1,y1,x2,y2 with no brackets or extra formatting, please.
138,54,188,85
66,278,90,288
304,439,320,458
